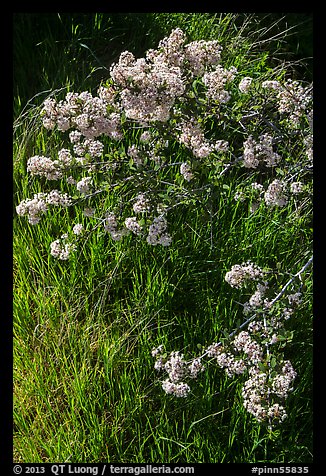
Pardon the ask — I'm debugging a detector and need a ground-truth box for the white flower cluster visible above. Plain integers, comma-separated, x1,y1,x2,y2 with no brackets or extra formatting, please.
234,190,245,202
206,342,222,358
76,176,93,195
203,326,296,424
151,28,222,76
154,326,296,422
102,208,172,246
108,28,228,125
179,119,213,158
224,262,302,423
26,149,75,181
146,216,172,246
16,193,48,225
243,282,269,314
27,155,63,180
264,179,288,207
234,177,294,212
111,51,185,124
261,80,280,91
57,148,74,167
213,348,247,377
164,350,187,382
152,254,308,425
16,191,72,225
72,223,84,235
183,38,222,76
271,360,297,398
232,331,264,364
72,138,104,158
205,347,286,421
241,359,296,424
225,262,265,289
69,130,83,144
45,190,72,207
214,140,229,153
290,181,304,195
188,358,205,378
124,216,143,235
162,379,191,397
132,193,151,214
243,134,281,169
241,368,280,422
251,182,265,193
152,346,204,397
180,162,194,181
205,333,263,379
50,234,76,260
203,65,237,103
41,90,122,139
262,79,312,127
239,76,253,93
154,349,190,397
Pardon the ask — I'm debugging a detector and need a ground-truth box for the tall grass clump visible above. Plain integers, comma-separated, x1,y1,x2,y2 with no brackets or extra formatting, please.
13,13,313,463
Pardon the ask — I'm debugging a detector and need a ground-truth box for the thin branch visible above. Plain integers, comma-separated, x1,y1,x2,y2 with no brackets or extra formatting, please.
187,255,313,363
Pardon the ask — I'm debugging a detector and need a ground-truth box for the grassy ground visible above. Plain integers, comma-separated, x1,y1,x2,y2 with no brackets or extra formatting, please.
13,13,313,463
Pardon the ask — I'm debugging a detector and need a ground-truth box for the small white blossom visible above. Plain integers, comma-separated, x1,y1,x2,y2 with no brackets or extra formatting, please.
50,238,76,260
290,181,304,194
76,177,93,195
164,351,187,382
180,162,194,181
132,193,151,213
27,155,63,180
147,216,172,246
225,262,265,289
124,217,143,235
262,80,281,90
69,130,83,144
72,223,84,235
45,190,72,207
239,76,253,93
152,344,164,358
214,140,229,152
188,358,205,378
16,193,48,225
264,179,288,207
162,379,190,397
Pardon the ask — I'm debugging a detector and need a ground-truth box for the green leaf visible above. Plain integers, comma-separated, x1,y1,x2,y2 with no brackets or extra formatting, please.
276,335,287,341
258,362,266,372
270,356,277,368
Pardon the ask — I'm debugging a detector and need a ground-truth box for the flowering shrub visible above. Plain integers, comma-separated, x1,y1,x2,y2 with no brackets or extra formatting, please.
152,257,312,426
16,28,313,425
